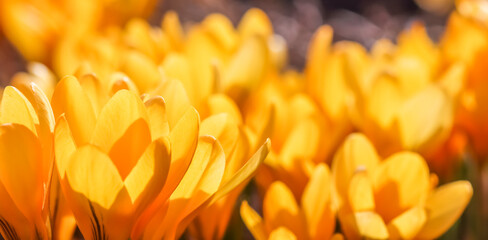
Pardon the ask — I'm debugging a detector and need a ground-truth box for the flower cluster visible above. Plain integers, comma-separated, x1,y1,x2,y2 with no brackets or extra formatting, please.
0,0,482,239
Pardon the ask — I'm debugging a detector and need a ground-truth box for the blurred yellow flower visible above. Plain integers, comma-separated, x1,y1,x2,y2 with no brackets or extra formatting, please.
346,23,465,159
241,163,337,240
332,133,473,239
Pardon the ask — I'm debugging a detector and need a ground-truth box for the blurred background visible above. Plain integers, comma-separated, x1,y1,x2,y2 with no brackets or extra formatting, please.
0,0,453,84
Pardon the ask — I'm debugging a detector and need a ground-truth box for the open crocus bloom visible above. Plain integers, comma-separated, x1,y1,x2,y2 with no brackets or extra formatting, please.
52,75,173,239
332,133,473,239
0,83,55,239
241,163,337,240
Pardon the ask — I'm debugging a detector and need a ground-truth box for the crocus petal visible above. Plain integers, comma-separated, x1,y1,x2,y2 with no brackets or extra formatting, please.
51,75,96,146
0,124,43,225
144,96,170,140
238,8,273,39
91,89,148,153
269,227,297,240
54,115,76,178
0,86,38,134
11,82,54,182
354,211,389,239
125,137,171,208
161,53,196,104
200,113,239,158
78,73,105,115
0,181,34,239
387,207,426,239
203,94,243,124
149,135,226,239
164,106,200,198
348,171,375,212
210,138,270,204
64,145,130,239
240,200,267,240
222,36,268,102
263,182,307,240
121,50,162,93
108,119,152,180
396,85,451,151
416,181,473,239
301,163,335,240
151,79,192,128
66,145,124,210
373,152,430,223
331,133,380,210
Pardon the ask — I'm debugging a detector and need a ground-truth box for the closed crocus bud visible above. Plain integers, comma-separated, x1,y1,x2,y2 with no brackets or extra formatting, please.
332,133,473,239
241,163,336,240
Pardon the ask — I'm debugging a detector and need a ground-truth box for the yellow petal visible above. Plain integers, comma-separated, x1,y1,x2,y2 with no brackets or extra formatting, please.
121,50,162,93
151,79,192,128
238,8,273,39
108,119,152,180
164,106,200,197
366,73,403,130
387,207,426,239
0,86,38,134
162,11,184,50
264,182,307,240
64,145,133,240
144,96,170,140
66,145,124,210
210,139,270,204
125,137,171,208
240,200,267,240
396,85,451,151
348,171,375,212
151,135,226,239
0,180,35,239
354,211,389,239
203,94,243,124
160,54,195,104
109,72,140,96
54,115,76,178
416,181,473,239
0,124,43,225
78,73,105,115
200,113,239,158
301,163,335,240
10,82,54,182
91,89,148,153
222,36,269,102
202,13,238,53
51,75,96,146
331,133,380,211
373,152,430,223
269,227,297,240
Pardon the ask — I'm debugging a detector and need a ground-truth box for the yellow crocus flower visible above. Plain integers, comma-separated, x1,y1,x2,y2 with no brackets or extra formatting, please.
240,163,336,240
345,23,465,158
243,72,330,198
332,133,473,239
0,83,57,239
52,75,173,239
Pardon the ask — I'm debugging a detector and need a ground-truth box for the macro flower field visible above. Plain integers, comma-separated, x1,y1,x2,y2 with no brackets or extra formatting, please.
0,0,486,239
